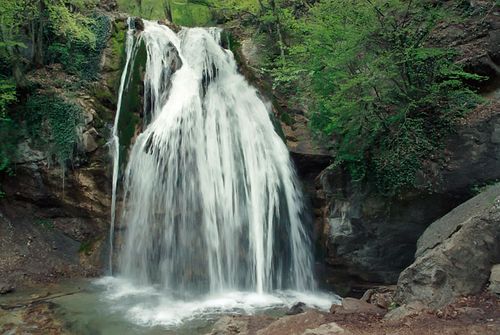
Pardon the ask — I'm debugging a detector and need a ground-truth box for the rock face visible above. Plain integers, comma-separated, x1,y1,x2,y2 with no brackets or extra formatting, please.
488,264,500,294
0,161,110,286
429,1,500,82
316,102,500,285
394,183,500,309
0,16,125,287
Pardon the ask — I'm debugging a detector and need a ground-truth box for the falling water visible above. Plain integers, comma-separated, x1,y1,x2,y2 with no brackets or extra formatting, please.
106,20,323,325
109,18,136,274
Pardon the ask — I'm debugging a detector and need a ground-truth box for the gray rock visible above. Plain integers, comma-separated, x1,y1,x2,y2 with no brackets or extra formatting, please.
488,264,500,294
0,282,14,294
286,302,306,315
394,183,500,309
416,183,500,258
82,128,99,153
14,141,46,164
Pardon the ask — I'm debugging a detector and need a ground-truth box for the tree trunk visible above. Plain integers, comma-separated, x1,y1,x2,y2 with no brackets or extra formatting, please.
32,0,45,68
164,0,173,22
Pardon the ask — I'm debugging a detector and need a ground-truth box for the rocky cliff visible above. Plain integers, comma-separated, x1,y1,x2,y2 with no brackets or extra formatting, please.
0,15,128,288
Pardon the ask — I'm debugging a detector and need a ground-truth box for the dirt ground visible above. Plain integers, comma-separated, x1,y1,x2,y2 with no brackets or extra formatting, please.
331,293,500,335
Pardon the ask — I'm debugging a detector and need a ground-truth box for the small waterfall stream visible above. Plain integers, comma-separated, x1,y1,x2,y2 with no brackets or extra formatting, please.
109,17,136,274
104,19,332,327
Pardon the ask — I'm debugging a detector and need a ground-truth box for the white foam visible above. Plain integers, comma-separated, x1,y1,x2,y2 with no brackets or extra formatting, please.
95,277,340,327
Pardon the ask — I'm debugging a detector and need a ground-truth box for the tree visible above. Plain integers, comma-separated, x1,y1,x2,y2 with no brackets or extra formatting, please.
269,0,482,193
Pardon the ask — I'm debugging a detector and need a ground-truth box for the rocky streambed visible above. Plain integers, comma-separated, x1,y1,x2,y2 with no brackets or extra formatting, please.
1,280,499,335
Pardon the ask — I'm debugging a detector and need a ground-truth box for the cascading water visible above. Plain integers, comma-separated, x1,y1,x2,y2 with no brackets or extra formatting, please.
102,19,334,327
109,17,135,274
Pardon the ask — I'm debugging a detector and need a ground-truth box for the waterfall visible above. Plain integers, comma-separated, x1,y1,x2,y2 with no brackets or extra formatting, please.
106,20,321,323
109,18,136,274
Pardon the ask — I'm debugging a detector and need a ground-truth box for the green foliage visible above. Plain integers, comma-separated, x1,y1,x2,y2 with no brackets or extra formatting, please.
0,77,16,118
0,118,18,174
47,14,111,80
25,93,82,165
46,1,97,46
0,76,17,176
117,0,213,26
268,0,483,195
172,1,213,26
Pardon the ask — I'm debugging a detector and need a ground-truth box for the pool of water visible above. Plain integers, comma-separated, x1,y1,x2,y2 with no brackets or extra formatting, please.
1,278,340,335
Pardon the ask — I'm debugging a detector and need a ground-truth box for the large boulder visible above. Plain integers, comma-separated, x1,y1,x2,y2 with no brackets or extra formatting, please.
394,183,500,309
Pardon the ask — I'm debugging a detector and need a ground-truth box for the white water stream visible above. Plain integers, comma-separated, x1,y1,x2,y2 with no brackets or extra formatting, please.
107,20,335,327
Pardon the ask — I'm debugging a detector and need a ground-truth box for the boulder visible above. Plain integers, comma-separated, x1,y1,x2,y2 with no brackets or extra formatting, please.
394,183,500,309
488,264,500,294
82,128,99,153
286,302,306,315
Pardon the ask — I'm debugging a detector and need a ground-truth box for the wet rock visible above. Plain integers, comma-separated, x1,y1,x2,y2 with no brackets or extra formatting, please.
488,264,500,294
0,282,14,295
394,183,500,309
158,19,181,33
133,17,144,31
286,302,306,315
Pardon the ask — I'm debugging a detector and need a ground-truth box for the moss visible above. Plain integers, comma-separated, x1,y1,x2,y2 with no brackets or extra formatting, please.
116,39,147,168
110,25,127,74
